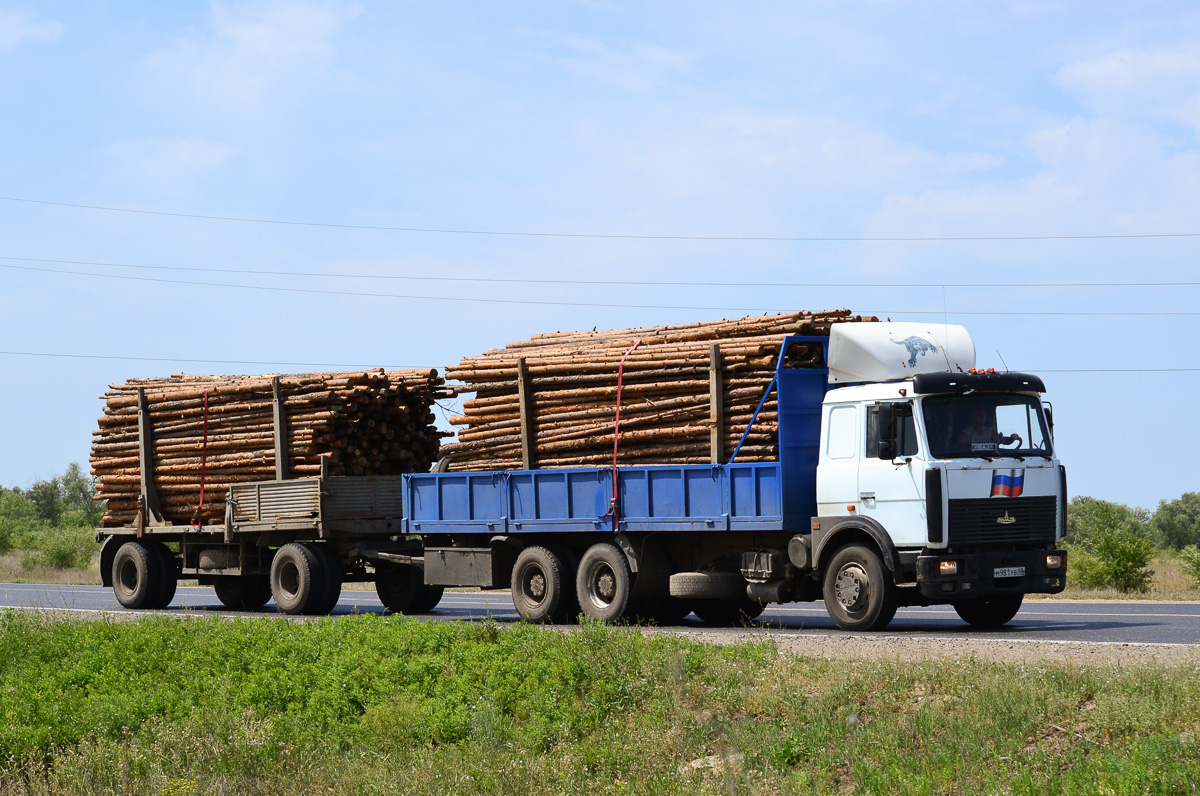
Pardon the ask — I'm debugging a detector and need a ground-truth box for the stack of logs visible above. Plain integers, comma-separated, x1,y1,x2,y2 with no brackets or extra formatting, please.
91,369,449,527
440,310,875,471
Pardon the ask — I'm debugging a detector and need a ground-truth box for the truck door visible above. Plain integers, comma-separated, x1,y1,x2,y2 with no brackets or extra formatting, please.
858,402,926,546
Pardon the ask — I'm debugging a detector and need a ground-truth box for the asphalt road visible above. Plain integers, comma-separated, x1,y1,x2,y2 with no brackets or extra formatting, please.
3,582,1199,645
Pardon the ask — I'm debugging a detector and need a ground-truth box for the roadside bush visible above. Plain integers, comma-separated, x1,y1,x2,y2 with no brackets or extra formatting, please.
1180,546,1200,589
1152,492,1200,550
19,525,96,570
1065,496,1155,592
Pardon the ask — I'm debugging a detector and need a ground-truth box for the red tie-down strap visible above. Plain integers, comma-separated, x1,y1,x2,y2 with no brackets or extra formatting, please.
606,339,641,526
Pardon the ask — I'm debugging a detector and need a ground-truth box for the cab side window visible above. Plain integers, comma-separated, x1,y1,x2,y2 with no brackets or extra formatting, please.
866,403,918,458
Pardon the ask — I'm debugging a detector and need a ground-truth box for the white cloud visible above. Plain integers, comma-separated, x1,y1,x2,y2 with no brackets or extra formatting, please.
1057,44,1200,135
140,0,361,116
0,10,63,51
104,137,239,192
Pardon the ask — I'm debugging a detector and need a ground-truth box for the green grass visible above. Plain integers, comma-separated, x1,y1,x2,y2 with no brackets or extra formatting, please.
0,612,1197,794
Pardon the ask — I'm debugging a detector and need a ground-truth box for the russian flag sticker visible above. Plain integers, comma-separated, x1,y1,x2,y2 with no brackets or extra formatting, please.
991,469,1024,497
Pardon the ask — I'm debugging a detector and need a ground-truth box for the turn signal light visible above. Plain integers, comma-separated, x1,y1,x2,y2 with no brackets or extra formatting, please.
1046,554,1063,570
938,560,959,576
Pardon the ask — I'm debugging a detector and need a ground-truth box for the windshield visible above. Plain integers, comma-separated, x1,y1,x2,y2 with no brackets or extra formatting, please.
920,394,1051,459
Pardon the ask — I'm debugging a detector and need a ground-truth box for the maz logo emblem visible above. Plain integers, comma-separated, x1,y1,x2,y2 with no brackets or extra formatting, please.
996,512,1017,525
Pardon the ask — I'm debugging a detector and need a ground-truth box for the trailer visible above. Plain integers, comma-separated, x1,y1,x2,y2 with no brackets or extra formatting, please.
96,408,440,616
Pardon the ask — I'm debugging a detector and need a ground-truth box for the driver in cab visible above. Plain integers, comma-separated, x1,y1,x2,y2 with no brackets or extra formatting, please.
958,407,1022,449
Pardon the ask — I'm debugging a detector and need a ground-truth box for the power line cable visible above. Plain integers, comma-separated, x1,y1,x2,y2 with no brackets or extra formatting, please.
5,261,1199,316
4,195,1200,242
0,350,434,369
3,254,1197,289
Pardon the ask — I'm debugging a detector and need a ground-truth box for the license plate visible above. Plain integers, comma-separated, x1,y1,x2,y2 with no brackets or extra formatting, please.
994,566,1025,578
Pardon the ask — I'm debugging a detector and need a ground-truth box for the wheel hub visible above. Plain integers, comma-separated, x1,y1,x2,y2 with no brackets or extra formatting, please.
528,572,546,601
834,564,869,611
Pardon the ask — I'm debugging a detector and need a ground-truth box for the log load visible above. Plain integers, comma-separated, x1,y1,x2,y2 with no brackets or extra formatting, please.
439,310,876,471
91,369,450,527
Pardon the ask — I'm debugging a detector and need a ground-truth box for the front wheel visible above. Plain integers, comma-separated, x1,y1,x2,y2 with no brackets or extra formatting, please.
953,594,1024,628
822,544,898,631
270,543,321,615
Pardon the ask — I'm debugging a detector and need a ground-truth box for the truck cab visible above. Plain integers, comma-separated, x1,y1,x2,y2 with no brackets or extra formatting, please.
805,324,1067,630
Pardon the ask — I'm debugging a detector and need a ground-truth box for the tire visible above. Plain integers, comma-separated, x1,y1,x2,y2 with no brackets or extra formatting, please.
822,544,898,631
692,598,765,626
953,594,1024,628
511,546,569,623
146,541,178,609
375,562,420,613
213,575,273,611
305,543,343,616
576,543,633,622
669,571,746,600
270,543,321,615
409,581,445,614
111,541,163,609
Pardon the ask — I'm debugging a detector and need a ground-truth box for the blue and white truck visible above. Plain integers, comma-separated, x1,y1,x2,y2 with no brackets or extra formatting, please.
99,322,1066,630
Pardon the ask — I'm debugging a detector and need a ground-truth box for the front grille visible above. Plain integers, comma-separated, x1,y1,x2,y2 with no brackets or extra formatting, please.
948,495,1057,546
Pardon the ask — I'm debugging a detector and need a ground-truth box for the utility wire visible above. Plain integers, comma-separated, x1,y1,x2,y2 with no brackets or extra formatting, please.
0,350,433,369
3,254,1197,289
4,195,1200,242
4,262,1199,316
1,350,1195,373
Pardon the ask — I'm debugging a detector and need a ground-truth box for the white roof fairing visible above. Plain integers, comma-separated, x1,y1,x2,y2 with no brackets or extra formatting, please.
828,322,975,384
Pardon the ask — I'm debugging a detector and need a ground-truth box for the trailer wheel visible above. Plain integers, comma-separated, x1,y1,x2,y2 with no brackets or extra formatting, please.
213,575,272,610
953,594,1024,628
576,543,633,622
111,541,163,609
375,562,419,613
146,541,178,609
511,546,570,623
305,543,343,616
409,582,445,614
270,543,321,615
822,544,898,631
692,598,764,626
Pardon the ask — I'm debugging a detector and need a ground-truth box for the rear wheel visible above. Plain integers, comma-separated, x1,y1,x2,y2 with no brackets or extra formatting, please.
375,562,420,613
953,594,1024,628
822,544,898,631
576,543,633,622
112,541,162,609
213,575,272,610
145,541,178,609
511,546,569,623
270,543,321,615
305,543,343,615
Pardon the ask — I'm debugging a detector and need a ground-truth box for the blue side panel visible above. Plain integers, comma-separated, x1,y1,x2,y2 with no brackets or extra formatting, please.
405,462,785,535
777,366,828,530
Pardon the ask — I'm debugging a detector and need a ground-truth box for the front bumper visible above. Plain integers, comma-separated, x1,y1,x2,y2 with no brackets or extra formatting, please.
915,548,1066,600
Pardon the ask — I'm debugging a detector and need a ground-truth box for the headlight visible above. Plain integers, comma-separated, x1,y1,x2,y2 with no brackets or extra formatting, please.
1045,554,1063,570
938,560,959,576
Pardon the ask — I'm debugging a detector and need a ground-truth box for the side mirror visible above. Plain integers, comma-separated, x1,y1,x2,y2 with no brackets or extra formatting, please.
876,403,897,460
1044,402,1054,439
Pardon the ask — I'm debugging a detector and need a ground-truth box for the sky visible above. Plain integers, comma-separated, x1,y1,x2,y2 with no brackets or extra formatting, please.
0,1,1197,510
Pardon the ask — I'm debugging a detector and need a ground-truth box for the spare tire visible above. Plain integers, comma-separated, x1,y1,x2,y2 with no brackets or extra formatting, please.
669,571,746,600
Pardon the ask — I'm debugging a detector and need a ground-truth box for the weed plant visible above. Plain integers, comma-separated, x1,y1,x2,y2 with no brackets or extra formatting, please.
0,612,1197,794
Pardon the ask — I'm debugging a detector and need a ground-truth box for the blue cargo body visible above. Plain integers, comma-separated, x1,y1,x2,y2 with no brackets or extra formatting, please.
405,335,831,537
